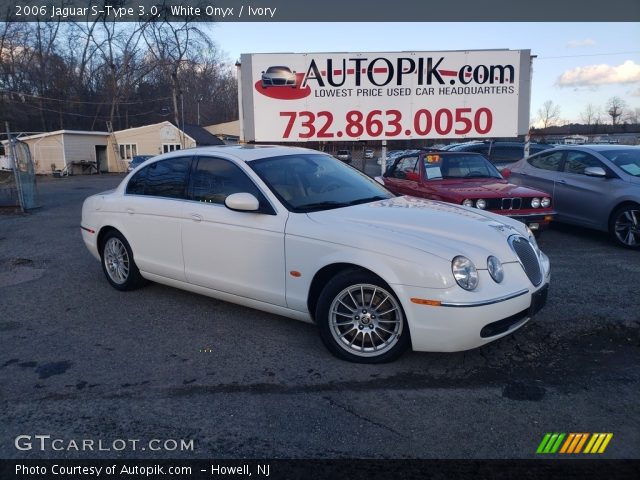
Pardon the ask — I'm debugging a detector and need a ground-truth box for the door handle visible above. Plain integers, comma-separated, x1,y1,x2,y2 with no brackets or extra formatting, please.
190,213,203,222
126,208,134,215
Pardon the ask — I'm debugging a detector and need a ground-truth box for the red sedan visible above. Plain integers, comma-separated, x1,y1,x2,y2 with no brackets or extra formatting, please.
380,151,555,234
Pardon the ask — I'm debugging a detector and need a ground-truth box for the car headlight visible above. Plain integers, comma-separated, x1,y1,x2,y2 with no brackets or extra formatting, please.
452,256,479,291
462,199,473,207
476,199,487,209
531,197,541,208
487,256,504,283
541,197,551,208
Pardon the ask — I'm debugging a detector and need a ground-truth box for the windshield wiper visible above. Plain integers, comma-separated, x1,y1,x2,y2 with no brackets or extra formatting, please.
347,195,389,206
296,201,349,211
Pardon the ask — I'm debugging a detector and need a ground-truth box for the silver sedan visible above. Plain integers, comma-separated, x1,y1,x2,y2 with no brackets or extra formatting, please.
505,145,640,248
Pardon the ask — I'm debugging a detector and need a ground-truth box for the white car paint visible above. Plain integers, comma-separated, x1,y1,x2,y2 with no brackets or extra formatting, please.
81,145,550,359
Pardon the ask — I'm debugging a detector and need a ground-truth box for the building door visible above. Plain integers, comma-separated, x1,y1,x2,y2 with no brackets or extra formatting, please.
95,145,108,173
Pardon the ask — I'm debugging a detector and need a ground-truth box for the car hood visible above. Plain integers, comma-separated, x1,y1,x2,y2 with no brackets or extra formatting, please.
305,196,528,264
430,179,549,198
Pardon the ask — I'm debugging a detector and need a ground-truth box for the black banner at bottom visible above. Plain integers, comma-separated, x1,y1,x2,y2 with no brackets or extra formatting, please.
2,459,639,480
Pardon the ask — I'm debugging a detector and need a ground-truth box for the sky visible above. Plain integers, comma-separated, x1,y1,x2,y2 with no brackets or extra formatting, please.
210,22,640,126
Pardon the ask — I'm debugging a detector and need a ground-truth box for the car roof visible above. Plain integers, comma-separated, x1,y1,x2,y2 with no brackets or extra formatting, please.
544,144,638,152
156,144,320,163
393,151,485,161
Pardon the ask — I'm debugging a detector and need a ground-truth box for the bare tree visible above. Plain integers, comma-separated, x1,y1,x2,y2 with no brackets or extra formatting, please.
624,107,640,125
580,104,599,125
537,100,561,129
0,18,236,133
580,103,603,133
606,96,626,125
143,19,213,142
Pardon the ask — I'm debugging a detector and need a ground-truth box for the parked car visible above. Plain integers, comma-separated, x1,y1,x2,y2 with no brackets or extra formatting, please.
365,148,375,159
261,66,297,88
447,141,553,170
127,155,154,173
380,151,555,235
504,145,640,248
335,149,352,163
82,146,550,363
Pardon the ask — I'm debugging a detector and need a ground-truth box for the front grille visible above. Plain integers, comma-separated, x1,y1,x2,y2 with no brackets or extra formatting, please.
509,235,543,286
485,197,523,211
501,197,522,210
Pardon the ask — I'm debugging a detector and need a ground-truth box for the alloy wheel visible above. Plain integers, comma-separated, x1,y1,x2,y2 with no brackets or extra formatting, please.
103,237,130,284
614,208,640,247
329,283,404,357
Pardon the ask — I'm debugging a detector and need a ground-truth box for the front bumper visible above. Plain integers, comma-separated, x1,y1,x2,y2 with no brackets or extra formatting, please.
395,264,550,352
504,212,555,231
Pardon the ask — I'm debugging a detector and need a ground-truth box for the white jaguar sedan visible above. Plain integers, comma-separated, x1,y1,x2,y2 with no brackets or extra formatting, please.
81,145,550,363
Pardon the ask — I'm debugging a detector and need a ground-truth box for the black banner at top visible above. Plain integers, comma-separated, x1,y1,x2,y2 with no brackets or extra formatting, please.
1,0,639,22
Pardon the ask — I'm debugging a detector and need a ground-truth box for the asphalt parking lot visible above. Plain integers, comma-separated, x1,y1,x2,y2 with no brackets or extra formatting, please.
1,173,638,460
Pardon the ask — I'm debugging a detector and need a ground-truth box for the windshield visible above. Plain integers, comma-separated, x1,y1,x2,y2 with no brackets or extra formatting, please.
601,149,640,177
266,66,291,74
423,153,502,180
249,153,393,212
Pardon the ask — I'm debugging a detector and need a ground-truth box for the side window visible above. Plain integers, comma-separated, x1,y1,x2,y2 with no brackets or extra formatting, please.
391,156,419,181
528,151,563,171
143,157,192,199
126,167,147,195
562,151,602,175
189,157,265,205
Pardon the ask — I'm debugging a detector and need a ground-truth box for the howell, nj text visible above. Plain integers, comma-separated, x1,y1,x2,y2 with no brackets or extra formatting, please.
209,463,271,476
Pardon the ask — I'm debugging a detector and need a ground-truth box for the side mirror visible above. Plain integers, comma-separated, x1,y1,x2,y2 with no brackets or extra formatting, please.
584,166,607,178
225,192,260,212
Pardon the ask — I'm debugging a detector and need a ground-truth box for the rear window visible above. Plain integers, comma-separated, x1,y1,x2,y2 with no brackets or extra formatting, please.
126,157,191,198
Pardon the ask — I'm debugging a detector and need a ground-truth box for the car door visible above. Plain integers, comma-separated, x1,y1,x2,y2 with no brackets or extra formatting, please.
383,155,423,197
552,150,612,228
180,156,287,306
511,150,564,196
121,156,192,281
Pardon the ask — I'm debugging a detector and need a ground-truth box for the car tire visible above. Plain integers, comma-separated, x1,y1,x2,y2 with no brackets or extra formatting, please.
100,230,147,291
316,269,410,363
610,204,640,249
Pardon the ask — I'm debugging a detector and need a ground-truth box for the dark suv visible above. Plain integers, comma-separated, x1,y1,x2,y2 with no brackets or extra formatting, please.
447,141,552,170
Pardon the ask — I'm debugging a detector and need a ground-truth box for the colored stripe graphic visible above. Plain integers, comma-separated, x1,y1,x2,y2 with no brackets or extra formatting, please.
537,433,565,454
584,433,614,454
538,433,613,454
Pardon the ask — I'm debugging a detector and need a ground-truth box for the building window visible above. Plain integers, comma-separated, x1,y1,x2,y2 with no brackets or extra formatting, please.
119,144,137,160
162,143,181,154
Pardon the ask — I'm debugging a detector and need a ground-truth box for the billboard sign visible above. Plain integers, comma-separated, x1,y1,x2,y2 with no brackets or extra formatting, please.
239,50,531,142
